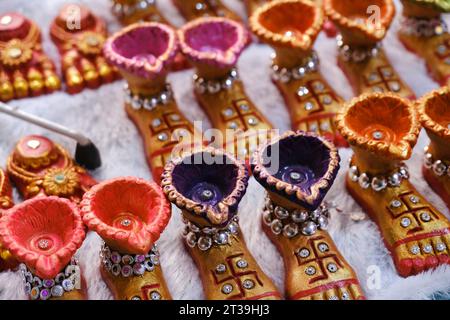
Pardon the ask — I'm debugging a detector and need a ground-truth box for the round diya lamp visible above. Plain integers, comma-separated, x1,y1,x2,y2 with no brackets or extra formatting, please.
172,0,242,23
6,135,97,203
81,177,172,300
323,0,415,99
398,0,450,86
251,131,364,300
49,4,118,94
178,17,273,165
162,148,281,300
418,87,450,209
104,22,202,180
0,168,16,271
0,196,87,300
0,12,61,101
249,0,347,147
336,92,450,277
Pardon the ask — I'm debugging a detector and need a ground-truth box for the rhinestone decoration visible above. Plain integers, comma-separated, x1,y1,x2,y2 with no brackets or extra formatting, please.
26,139,41,149
305,266,316,275
436,243,446,252
410,245,420,255
112,0,156,17
222,284,233,294
423,244,433,254
124,83,173,110
424,152,449,177
389,82,401,92
236,259,248,269
247,117,259,126
242,279,255,290
271,52,319,83
222,108,234,117
298,248,310,258
157,132,168,142
400,16,448,38
297,86,310,98
194,68,238,94
410,196,419,204
350,163,409,192
318,243,329,252
101,243,160,277
151,119,161,128
400,217,411,228
327,263,338,273
391,200,402,208
20,259,80,300
182,217,240,251
420,212,431,222
150,291,161,300
337,35,380,62
341,292,350,300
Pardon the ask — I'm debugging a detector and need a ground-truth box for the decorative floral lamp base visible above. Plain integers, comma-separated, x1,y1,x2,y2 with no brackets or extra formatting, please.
104,22,203,180
50,4,119,94
0,196,87,300
6,135,97,202
250,0,347,147
81,177,172,300
162,148,281,300
398,0,450,86
323,0,415,99
172,0,242,22
0,12,61,101
252,131,364,300
418,87,450,208
337,93,450,277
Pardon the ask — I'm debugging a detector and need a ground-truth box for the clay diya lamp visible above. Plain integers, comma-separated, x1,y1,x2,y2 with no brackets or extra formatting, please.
0,12,60,101
336,92,450,277
251,131,364,300
162,148,281,300
323,0,415,99
418,87,450,208
250,0,347,147
172,0,242,22
0,168,16,271
104,22,203,179
178,17,273,165
110,0,189,71
0,196,86,300
81,177,172,300
6,135,97,202
398,0,450,86
49,4,119,94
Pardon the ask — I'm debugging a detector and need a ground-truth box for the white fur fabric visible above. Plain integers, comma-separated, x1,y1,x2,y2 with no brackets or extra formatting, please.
0,0,449,300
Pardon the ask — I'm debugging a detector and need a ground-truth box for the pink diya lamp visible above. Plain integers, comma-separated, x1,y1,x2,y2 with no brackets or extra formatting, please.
337,92,450,277
418,87,450,209
0,12,61,101
0,196,86,300
178,17,273,165
104,22,203,180
323,0,415,99
249,0,347,148
0,168,16,271
81,177,172,300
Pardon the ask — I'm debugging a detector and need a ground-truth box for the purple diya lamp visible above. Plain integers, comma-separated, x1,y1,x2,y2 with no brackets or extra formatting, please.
162,148,281,300
104,22,202,180
178,17,273,165
251,131,365,300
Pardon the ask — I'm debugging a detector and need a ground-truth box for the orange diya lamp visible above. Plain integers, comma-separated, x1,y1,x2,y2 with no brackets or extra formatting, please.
251,131,364,300
162,148,281,300
172,0,242,22
418,87,450,208
49,4,119,94
6,135,97,203
398,0,450,86
336,93,450,277
178,17,273,165
104,22,203,180
250,0,347,147
0,196,87,300
323,0,415,99
81,177,172,300
0,12,61,101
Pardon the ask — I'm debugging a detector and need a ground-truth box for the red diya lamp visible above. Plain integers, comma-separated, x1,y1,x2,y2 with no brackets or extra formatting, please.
0,12,61,101
418,87,450,208
0,196,86,300
49,4,119,94
81,177,172,300
103,22,203,180
323,0,415,99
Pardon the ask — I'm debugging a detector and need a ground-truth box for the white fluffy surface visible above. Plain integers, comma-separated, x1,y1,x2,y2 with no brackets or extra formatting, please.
0,0,449,300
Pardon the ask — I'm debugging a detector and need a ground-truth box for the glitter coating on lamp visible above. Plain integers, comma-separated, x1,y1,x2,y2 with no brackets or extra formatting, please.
323,0,415,99
178,17,273,165
337,92,450,277
0,196,86,299
0,12,61,101
50,4,119,94
162,148,281,300
104,22,203,180
81,177,172,300
250,0,347,147
6,135,97,202
251,131,365,300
